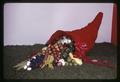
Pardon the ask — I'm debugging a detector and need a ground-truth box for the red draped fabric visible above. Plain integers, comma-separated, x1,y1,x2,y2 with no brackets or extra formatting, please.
46,12,114,69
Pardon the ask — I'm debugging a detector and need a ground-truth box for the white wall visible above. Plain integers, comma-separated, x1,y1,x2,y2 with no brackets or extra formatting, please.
4,3,113,46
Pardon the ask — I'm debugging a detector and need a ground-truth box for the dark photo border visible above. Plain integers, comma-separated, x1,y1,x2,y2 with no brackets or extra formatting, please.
0,0,119,82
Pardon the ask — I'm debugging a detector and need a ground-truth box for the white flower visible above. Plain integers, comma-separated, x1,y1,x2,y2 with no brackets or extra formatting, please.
61,38,71,44
27,61,31,66
32,56,36,59
27,67,32,71
57,62,62,66
23,65,27,69
58,59,66,66
67,39,71,43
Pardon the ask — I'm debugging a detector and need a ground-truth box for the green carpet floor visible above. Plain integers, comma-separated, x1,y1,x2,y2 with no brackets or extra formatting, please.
3,43,117,79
